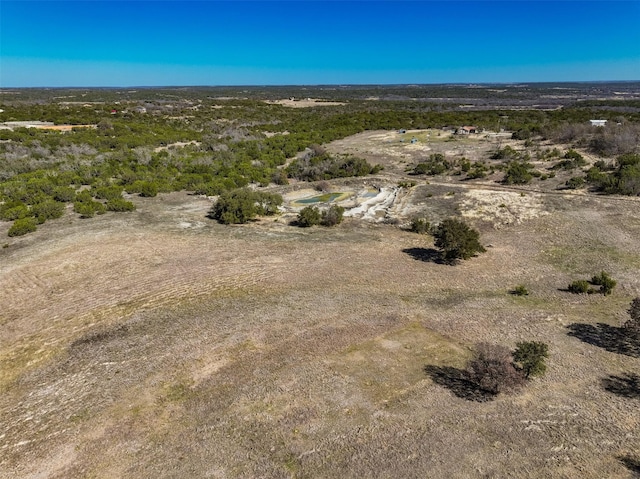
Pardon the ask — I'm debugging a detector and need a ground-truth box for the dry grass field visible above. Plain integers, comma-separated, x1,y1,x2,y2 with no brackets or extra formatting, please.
1,131,639,478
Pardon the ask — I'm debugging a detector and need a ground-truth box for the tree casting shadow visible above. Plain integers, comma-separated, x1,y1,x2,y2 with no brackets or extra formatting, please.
602,372,640,399
567,323,640,358
403,247,445,264
424,365,496,402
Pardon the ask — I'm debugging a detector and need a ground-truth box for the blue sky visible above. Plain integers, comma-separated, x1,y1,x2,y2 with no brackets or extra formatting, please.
1,1,639,87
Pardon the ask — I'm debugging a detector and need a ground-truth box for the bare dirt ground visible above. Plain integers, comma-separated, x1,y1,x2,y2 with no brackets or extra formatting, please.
1,132,640,478
263,99,347,108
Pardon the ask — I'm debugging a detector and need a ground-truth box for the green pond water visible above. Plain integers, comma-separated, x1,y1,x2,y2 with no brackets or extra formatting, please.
296,192,344,204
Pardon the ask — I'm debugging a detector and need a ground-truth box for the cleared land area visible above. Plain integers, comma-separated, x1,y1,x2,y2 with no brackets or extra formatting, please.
1,126,639,477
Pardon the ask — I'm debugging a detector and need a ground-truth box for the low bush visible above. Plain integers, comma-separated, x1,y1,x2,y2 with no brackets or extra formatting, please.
74,200,106,218
92,185,124,201
106,198,136,212
30,199,65,223
409,218,430,234
321,205,345,227
568,280,590,294
565,176,586,189
209,188,283,224
297,205,321,227
503,161,534,185
0,201,30,221
590,271,617,296
510,285,529,296
8,217,37,237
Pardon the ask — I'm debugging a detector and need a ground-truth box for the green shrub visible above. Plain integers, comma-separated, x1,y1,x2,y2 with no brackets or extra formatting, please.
503,161,534,185
568,280,590,294
52,186,77,202
590,271,617,296
74,200,106,218
139,181,159,198
0,201,30,221
271,170,289,185
8,217,37,237
565,176,586,189
297,205,321,227
513,342,549,378
30,200,65,223
409,218,430,234
208,188,283,224
92,185,124,200
106,198,136,212
126,180,158,197
433,218,485,263
511,285,529,296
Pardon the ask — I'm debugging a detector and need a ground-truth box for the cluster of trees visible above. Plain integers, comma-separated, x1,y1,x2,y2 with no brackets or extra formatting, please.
296,204,344,227
585,153,640,196
466,341,549,395
568,271,617,295
208,188,282,224
2,88,639,238
286,147,381,182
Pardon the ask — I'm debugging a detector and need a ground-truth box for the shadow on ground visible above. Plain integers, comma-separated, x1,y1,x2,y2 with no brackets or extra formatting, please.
403,247,445,264
424,365,496,402
602,372,640,399
567,323,640,358
619,456,640,476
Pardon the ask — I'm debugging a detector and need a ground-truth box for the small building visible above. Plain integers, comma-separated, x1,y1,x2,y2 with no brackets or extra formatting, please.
590,119,607,127
456,126,478,135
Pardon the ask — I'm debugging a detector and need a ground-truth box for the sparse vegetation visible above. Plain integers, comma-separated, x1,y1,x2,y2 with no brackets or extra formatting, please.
409,217,430,234
590,271,617,296
2,84,639,478
511,285,529,296
567,272,616,295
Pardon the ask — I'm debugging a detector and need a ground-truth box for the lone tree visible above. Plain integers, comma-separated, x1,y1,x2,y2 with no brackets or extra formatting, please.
466,343,525,395
433,218,485,263
513,341,549,378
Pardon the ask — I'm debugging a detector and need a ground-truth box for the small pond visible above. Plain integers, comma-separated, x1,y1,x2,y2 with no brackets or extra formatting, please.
295,192,345,204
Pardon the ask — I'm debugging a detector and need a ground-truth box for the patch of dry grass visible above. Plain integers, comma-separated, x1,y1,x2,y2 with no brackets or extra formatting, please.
1,162,640,478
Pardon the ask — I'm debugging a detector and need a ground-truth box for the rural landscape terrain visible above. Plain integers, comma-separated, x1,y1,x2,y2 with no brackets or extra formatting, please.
1,83,640,478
